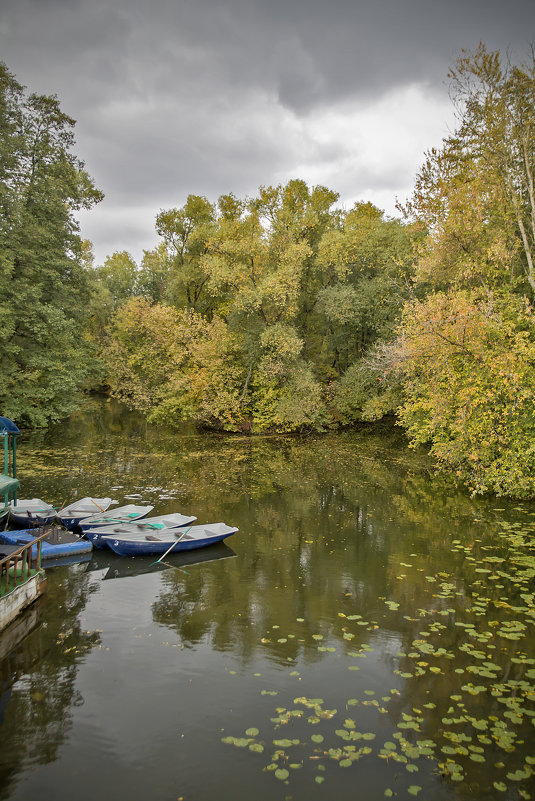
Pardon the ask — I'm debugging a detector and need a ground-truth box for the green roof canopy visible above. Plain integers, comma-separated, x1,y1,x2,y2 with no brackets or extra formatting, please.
0,474,19,494
0,417,20,434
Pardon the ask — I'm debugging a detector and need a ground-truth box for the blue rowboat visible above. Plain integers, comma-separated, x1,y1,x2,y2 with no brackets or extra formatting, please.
102,523,238,557
83,512,197,549
8,498,57,526
78,504,154,531
56,497,114,529
0,528,92,560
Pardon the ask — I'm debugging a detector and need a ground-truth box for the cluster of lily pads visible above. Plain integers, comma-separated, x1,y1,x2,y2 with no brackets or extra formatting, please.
221,519,535,797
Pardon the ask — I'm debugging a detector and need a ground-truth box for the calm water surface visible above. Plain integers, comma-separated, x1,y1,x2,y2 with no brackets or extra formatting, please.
1,399,534,801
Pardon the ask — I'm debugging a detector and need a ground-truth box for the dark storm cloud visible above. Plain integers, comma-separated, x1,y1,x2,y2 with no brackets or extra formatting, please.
259,0,535,110
4,0,533,110
1,0,534,262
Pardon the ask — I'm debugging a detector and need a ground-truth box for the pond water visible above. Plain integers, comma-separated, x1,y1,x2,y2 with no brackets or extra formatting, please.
0,399,534,801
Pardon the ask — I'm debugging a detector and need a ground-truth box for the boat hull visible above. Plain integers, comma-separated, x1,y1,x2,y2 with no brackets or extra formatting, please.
84,528,123,550
59,515,90,531
105,530,236,556
8,499,57,527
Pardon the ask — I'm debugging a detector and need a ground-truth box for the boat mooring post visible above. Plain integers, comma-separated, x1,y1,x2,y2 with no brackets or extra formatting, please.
12,434,17,479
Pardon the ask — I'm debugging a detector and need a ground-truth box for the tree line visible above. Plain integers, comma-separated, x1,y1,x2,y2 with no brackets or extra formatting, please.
1,44,535,497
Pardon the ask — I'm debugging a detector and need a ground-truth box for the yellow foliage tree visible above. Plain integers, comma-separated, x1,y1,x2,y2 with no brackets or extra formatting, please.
396,289,535,497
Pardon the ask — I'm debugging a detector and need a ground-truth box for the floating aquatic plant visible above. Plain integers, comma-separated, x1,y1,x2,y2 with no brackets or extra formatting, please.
221,518,534,798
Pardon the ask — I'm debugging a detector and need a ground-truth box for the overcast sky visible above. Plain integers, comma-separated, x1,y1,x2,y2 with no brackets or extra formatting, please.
1,0,534,265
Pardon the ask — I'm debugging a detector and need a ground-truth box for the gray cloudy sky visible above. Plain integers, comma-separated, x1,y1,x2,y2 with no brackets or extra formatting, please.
1,0,534,264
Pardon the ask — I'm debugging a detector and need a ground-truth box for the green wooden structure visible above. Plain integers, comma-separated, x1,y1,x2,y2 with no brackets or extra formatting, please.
1,416,20,517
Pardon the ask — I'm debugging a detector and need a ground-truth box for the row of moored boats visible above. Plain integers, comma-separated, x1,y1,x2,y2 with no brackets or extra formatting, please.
0,497,238,558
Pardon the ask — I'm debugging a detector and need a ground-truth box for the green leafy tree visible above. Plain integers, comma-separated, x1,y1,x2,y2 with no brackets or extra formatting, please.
94,250,138,310
247,322,328,432
136,243,171,304
316,203,416,379
148,182,338,431
155,195,216,314
200,182,339,430
251,180,340,360
0,63,103,427
86,250,142,361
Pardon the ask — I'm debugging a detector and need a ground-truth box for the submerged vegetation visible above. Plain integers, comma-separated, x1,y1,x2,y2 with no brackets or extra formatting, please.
1,44,535,496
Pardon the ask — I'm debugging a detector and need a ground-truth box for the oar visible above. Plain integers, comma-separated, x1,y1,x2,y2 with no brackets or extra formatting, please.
149,527,192,566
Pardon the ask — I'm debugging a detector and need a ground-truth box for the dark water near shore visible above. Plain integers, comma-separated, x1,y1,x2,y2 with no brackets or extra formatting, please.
1,399,534,801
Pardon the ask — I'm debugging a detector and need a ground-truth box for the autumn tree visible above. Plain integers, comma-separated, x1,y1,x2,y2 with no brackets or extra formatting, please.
105,183,344,432
104,179,420,433
407,44,535,294
396,289,535,497
150,183,339,431
105,297,247,430
389,44,535,496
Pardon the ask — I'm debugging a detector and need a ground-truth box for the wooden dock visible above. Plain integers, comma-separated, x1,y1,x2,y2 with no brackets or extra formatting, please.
0,533,47,633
